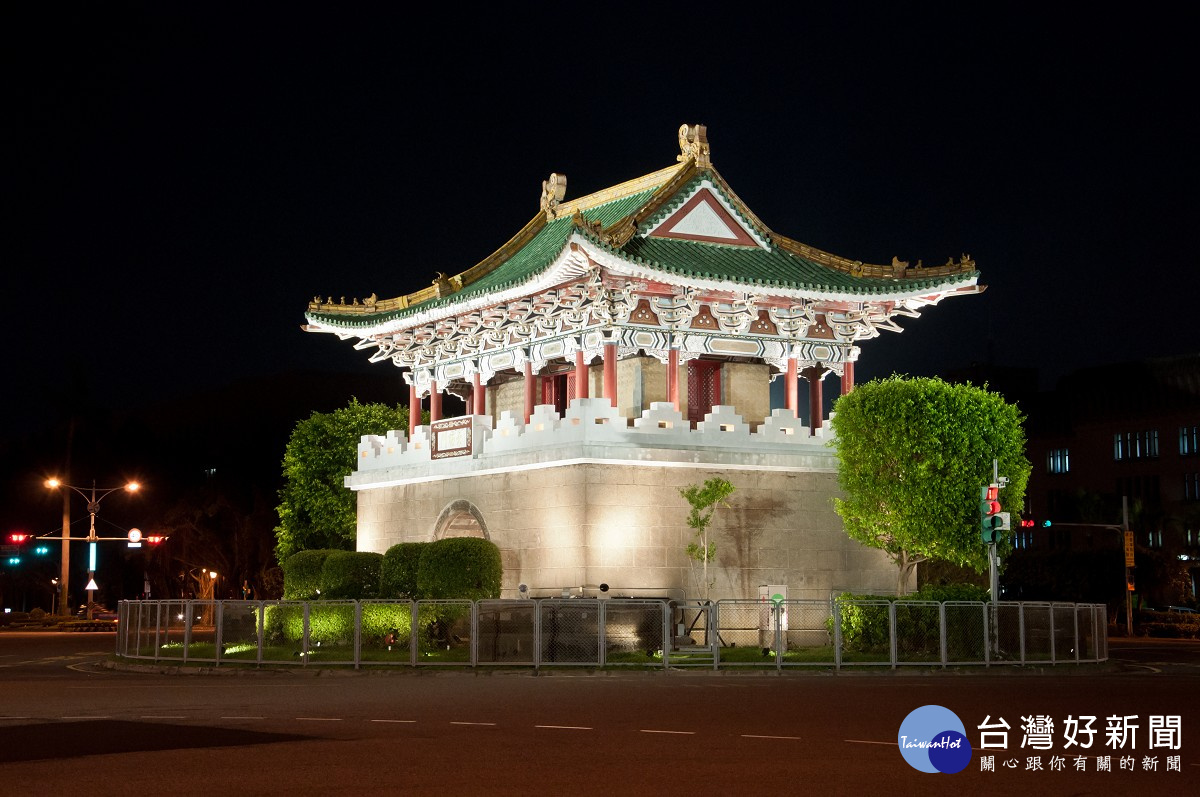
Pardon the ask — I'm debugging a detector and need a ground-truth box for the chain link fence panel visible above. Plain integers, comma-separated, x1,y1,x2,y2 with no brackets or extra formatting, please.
217,600,262,664
359,600,415,666
415,600,474,665
601,600,667,667
539,599,601,667
476,600,536,665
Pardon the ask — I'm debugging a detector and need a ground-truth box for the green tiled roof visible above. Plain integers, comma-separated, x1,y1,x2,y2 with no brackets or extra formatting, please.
306,166,976,329
614,237,968,294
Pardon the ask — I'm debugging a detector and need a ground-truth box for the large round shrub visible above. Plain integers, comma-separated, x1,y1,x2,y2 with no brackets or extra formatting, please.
282,549,337,599
321,551,384,599
381,542,426,598
416,537,502,600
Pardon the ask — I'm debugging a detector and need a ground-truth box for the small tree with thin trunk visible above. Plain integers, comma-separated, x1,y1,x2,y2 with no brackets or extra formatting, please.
680,477,735,601
829,376,1030,596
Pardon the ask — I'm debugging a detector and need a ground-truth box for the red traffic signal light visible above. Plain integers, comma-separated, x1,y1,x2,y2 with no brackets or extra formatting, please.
8,533,29,544
146,535,165,545
1020,519,1035,528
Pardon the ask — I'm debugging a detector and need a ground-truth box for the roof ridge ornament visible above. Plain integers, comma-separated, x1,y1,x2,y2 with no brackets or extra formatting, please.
540,172,567,219
677,124,710,167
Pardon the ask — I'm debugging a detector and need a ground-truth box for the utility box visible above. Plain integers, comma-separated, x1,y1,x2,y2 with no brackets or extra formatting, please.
758,584,788,651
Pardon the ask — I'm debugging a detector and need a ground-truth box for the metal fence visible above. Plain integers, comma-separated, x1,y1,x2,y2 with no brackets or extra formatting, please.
115,598,1108,670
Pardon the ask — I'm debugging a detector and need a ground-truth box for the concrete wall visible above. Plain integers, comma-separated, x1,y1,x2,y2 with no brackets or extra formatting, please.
355,461,899,601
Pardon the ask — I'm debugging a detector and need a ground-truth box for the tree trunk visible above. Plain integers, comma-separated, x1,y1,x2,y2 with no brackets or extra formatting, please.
895,550,919,597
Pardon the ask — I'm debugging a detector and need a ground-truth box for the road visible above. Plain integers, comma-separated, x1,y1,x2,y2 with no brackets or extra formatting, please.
0,632,1196,796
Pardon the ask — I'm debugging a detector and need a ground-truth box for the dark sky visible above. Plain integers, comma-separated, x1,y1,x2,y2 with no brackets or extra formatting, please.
8,5,1197,441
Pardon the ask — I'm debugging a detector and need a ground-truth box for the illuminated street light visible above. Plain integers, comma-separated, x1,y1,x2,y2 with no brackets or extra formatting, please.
45,478,140,619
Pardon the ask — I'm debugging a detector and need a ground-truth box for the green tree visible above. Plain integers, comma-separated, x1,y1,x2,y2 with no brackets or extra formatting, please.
829,376,1030,596
679,477,735,601
275,399,411,561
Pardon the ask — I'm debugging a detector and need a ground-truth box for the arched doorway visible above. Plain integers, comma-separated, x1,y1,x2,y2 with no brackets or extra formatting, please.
433,499,489,540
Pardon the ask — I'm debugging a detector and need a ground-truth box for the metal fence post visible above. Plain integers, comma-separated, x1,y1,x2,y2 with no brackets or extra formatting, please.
215,603,224,666
1049,604,1057,664
888,601,897,670
354,601,363,670
982,602,991,667
302,602,311,666
183,600,193,664
257,600,264,666
832,599,842,671
938,602,948,668
1018,603,1026,665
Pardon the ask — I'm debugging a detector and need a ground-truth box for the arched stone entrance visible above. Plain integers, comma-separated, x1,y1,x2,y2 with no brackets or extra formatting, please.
433,499,489,540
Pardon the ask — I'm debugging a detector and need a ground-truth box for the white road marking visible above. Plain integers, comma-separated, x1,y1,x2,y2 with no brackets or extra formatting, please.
221,716,265,720
535,725,591,730
61,716,110,720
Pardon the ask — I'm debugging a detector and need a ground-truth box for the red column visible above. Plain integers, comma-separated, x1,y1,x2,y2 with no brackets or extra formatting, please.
408,381,419,437
602,341,617,408
786,356,798,418
803,366,824,435
429,380,442,423
472,372,485,416
668,348,680,411
523,362,535,423
841,360,855,395
575,350,589,400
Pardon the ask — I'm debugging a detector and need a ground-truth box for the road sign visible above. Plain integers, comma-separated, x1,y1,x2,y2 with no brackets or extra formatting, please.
1123,531,1135,567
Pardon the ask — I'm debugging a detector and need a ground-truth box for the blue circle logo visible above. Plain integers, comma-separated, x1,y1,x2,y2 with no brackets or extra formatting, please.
897,705,972,773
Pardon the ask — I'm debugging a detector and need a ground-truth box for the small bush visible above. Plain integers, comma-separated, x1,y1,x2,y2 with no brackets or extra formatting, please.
381,542,425,599
321,551,384,599
282,549,338,599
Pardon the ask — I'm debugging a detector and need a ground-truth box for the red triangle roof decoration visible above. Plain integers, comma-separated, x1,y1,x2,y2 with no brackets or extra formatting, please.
646,187,761,247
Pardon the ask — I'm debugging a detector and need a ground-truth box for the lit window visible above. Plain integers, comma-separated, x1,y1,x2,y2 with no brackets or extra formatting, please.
1181,425,1199,456
1186,473,1200,501
1115,430,1159,461
1047,448,1070,474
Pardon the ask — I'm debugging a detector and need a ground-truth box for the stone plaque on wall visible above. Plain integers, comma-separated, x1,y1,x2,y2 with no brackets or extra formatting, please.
431,416,473,459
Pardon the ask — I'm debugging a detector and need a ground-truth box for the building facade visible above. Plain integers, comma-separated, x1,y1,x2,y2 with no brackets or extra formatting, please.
302,125,982,600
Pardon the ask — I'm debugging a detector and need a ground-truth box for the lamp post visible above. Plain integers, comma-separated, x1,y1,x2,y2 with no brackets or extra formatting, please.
45,478,140,619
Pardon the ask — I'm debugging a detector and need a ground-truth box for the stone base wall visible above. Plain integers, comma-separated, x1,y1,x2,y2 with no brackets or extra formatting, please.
355,461,901,601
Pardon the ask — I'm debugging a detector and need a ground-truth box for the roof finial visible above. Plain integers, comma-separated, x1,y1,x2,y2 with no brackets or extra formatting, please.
540,172,567,219
677,124,710,167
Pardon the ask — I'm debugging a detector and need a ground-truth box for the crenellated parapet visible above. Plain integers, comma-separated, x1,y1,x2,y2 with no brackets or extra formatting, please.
349,397,836,488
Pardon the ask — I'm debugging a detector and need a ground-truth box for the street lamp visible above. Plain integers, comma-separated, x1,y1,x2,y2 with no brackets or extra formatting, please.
45,478,140,619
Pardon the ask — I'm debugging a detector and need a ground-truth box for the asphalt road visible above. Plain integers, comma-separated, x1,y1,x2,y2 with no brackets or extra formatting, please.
0,632,1196,796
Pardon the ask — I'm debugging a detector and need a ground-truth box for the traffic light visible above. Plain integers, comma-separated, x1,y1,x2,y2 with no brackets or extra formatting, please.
979,484,1008,543
8,533,28,544
1019,519,1035,528
34,545,49,555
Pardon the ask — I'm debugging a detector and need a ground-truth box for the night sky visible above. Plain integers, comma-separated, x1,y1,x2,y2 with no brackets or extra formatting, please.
8,7,1197,463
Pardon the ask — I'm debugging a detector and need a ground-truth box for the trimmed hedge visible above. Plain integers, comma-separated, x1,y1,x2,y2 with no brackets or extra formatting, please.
417,538,502,600
281,549,338,599
321,551,384,599
381,543,425,599
833,584,992,652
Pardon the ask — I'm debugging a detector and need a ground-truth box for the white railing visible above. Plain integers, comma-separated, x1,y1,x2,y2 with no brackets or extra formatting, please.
115,598,1108,670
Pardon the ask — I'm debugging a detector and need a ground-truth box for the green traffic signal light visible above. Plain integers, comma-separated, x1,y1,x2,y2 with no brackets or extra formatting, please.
34,545,49,555
5,556,20,566
1043,520,1052,527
